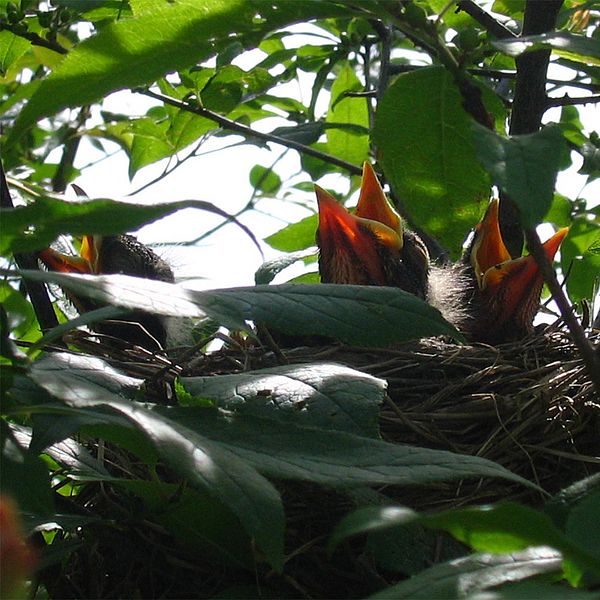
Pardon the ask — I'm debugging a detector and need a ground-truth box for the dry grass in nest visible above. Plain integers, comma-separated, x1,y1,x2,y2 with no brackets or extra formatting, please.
69,322,599,510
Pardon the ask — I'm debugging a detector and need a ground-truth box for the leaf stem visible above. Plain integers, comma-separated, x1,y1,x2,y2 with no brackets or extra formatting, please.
136,89,362,177
0,22,68,54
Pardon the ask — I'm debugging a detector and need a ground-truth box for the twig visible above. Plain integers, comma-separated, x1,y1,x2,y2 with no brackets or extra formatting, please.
546,94,600,107
456,0,517,39
0,161,64,342
0,22,68,54
524,228,600,395
137,89,362,177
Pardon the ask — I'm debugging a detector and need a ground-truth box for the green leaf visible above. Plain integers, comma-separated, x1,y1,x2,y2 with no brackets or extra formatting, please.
13,272,464,345
249,164,282,194
560,217,600,302
471,123,569,228
0,30,30,75
331,501,600,578
7,0,349,145
162,408,537,491
370,547,563,599
181,363,385,438
374,67,490,256
0,195,255,255
265,214,318,252
325,62,369,166
29,352,286,571
493,31,600,66
565,491,600,572
254,249,317,285
128,117,173,179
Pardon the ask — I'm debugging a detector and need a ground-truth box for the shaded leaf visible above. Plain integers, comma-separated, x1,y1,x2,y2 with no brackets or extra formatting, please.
181,363,386,437
29,352,285,570
161,408,537,491
471,123,568,228
13,271,463,345
1,420,54,516
254,248,317,285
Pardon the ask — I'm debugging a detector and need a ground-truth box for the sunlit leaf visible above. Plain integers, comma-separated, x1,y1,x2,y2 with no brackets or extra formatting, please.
374,67,490,256
181,363,386,437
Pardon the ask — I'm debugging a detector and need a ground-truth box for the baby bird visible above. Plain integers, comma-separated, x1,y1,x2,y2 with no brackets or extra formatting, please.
464,198,568,344
316,162,430,300
39,234,174,350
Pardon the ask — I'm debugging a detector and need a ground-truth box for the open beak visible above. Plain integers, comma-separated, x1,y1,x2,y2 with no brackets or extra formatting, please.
38,235,102,275
315,184,402,285
356,162,402,236
471,198,569,332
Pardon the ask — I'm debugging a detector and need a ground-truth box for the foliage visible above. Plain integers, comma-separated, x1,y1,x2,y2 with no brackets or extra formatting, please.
1,0,599,598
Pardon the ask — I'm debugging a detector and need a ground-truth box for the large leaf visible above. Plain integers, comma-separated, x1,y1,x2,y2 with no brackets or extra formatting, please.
13,270,462,345
29,352,285,570
370,547,563,599
494,31,600,66
161,408,536,491
6,0,350,144
181,363,386,438
471,123,569,228
373,66,490,256
0,196,256,255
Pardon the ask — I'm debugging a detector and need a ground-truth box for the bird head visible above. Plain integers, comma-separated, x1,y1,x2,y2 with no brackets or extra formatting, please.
38,235,101,276
316,162,429,298
38,234,174,350
468,198,569,342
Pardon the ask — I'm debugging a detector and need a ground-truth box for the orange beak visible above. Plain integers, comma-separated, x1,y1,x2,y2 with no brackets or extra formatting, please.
38,235,101,275
355,162,402,235
315,182,402,285
471,199,569,331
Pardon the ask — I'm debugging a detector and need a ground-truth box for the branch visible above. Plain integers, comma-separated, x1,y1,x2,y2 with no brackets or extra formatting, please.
500,0,564,258
137,89,363,177
0,22,68,54
456,1,517,39
0,160,64,342
546,94,600,107
524,227,600,395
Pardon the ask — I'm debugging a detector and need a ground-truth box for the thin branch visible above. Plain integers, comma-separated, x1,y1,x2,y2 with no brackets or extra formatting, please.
0,160,64,342
0,22,68,54
524,228,600,395
546,93,600,107
137,89,363,177
456,0,517,39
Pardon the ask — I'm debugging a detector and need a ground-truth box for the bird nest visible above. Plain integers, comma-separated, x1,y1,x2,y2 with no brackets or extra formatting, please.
49,322,599,598
69,321,599,509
